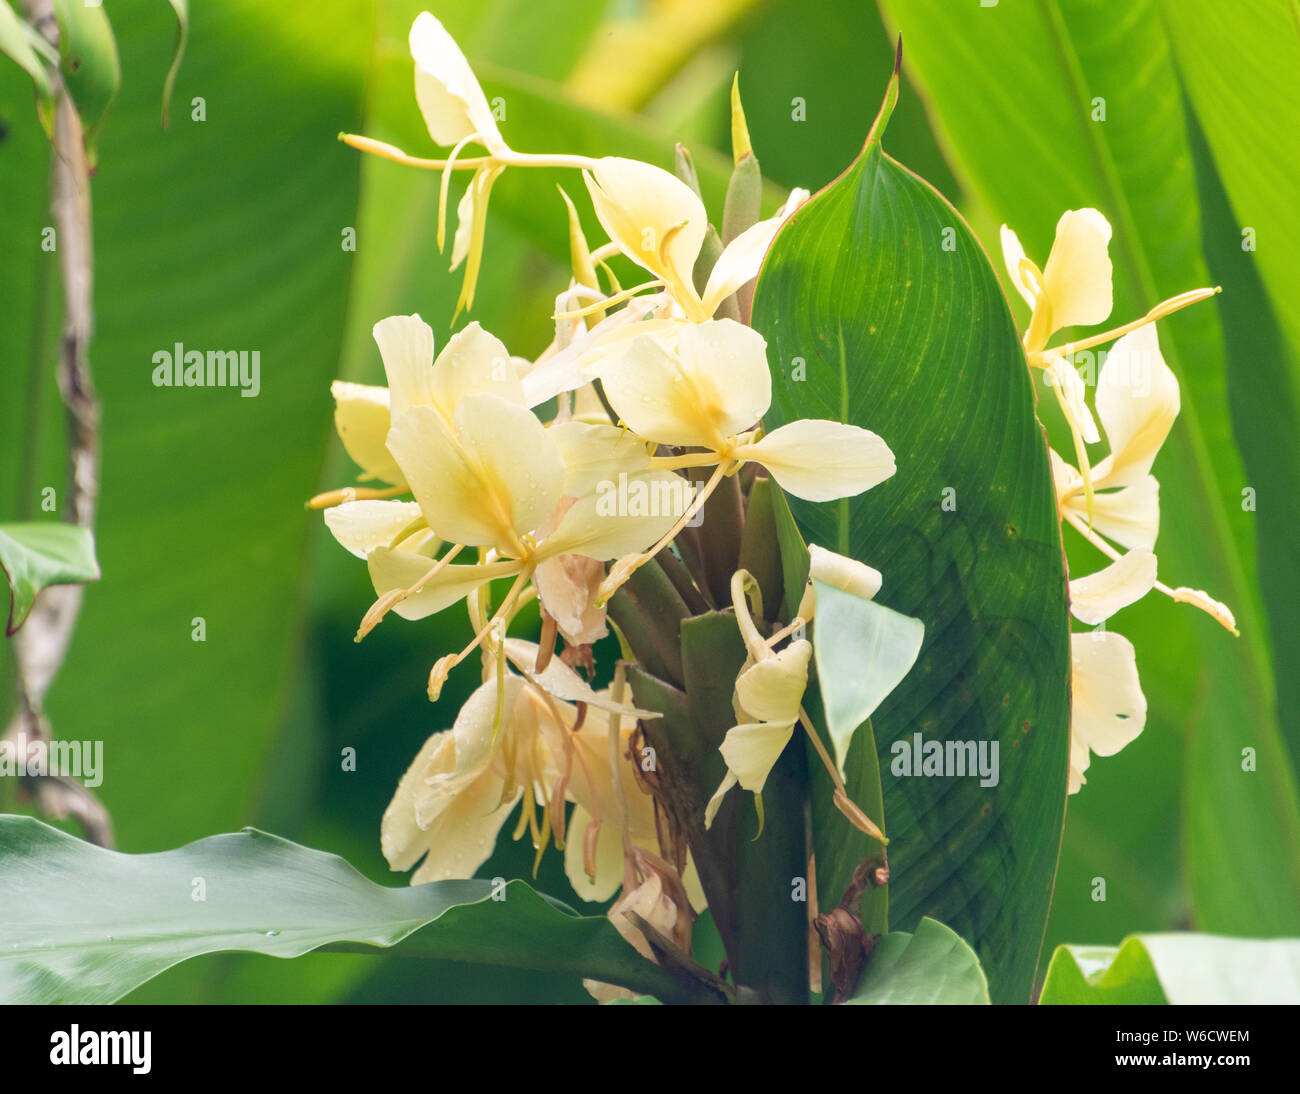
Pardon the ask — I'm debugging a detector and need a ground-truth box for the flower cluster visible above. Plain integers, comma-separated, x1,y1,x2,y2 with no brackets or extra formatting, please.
310,11,897,966
1001,211,1236,792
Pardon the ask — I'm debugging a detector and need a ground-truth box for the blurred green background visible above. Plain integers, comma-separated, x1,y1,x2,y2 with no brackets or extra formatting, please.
2,0,1297,1002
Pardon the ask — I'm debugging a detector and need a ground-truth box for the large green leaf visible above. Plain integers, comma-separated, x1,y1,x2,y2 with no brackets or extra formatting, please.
1041,933,1300,1005
881,0,1300,944
5,0,374,852
1169,2,1300,782
751,69,1072,1003
0,814,698,1004
846,917,990,1005
0,522,98,634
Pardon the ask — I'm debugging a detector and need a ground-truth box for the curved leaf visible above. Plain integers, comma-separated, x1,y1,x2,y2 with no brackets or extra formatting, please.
752,69,1072,1002
52,0,120,158
0,0,52,128
0,523,99,635
846,917,990,1005
1041,933,1300,1005
0,815,698,1005
880,0,1300,945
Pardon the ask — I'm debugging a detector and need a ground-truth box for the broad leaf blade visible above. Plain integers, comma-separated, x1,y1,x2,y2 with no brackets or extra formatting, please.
1041,933,1300,1005
881,0,1300,944
752,78,1072,1002
846,917,990,1005
0,523,99,635
0,815,691,1005
812,579,923,776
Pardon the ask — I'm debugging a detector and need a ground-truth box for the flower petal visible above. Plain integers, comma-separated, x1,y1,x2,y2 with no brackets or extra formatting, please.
1045,354,1101,445
409,11,505,153
700,214,781,316
432,320,524,410
373,314,437,418
502,639,659,718
1071,629,1146,759
387,397,564,548
542,470,687,561
741,420,896,502
735,640,811,725
999,224,1039,311
324,500,426,559
584,157,706,293
597,320,770,448
1068,475,1161,551
718,720,797,793
549,420,651,497
1041,208,1113,331
331,380,404,484
367,547,517,620
408,768,519,883
564,804,626,903
808,543,882,600
1094,324,1179,489
1069,548,1157,625
533,551,607,646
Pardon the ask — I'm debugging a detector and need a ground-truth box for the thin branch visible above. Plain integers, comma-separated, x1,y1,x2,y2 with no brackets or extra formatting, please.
5,2,110,844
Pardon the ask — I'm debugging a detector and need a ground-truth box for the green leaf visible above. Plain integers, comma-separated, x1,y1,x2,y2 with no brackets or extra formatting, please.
0,814,698,1005
880,0,1300,943
811,579,923,777
0,523,99,635
1041,933,1300,1005
0,0,53,127
160,0,187,128
0,0,373,851
751,73,1072,1002
51,0,120,159
845,917,990,1005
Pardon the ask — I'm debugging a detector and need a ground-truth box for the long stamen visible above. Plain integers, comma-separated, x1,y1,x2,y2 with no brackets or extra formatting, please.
552,280,666,320
307,483,408,510
428,569,530,700
1061,510,1237,633
797,707,887,843
1031,287,1220,365
339,133,494,170
438,133,478,253
596,461,729,605
354,544,468,640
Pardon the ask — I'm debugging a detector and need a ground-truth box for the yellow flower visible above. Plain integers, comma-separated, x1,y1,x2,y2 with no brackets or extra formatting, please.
1001,209,1114,354
1068,631,1146,794
409,12,507,157
584,157,807,322
704,639,813,829
1052,324,1237,634
1002,209,1216,511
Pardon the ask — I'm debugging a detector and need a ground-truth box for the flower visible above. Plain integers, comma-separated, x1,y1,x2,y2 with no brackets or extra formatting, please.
796,543,883,621
382,653,660,885
1051,323,1237,634
1068,630,1147,793
409,12,507,156
704,638,813,829
584,157,807,322
1001,209,1114,354
597,319,895,501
